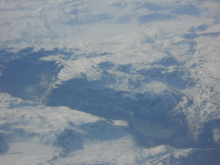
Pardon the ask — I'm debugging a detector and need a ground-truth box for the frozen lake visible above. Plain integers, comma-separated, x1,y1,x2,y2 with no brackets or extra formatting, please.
130,121,173,139
7,142,53,156
181,88,198,99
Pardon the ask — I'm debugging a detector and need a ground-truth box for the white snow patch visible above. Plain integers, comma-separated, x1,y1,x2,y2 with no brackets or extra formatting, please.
213,129,220,143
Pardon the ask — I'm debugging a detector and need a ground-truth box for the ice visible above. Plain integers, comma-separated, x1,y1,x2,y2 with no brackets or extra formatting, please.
7,142,52,156
181,88,198,99
130,121,172,139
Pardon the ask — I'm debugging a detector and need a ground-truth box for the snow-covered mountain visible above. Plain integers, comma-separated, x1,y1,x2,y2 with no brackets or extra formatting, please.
1,93,220,164
0,0,220,164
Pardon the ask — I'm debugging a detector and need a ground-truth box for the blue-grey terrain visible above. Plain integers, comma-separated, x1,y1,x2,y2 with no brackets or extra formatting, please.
0,0,220,164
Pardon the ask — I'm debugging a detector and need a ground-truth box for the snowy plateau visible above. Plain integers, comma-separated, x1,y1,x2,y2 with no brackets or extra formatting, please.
0,0,220,164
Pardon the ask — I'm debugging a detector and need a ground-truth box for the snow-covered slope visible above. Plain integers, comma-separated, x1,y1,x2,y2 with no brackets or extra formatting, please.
0,0,220,164
0,93,220,165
